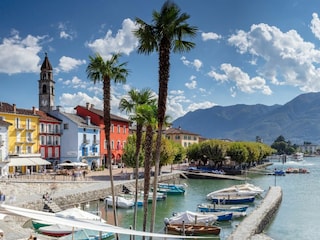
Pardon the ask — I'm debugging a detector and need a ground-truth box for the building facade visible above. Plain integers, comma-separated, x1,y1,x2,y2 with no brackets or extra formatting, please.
164,127,200,148
36,110,61,168
75,103,130,166
50,108,101,169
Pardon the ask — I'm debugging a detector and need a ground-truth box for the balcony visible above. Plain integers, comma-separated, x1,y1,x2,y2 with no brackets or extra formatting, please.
92,140,99,145
25,125,36,131
82,139,90,145
15,124,25,130
0,140,4,146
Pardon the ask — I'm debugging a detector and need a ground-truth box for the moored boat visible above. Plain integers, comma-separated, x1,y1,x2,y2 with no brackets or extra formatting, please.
165,223,221,236
285,167,310,174
164,211,217,225
198,203,249,212
155,183,187,195
206,183,263,200
104,196,135,208
291,152,304,161
211,195,255,204
38,224,78,237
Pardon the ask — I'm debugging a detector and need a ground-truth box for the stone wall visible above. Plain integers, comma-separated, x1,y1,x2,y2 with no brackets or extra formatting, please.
227,186,282,240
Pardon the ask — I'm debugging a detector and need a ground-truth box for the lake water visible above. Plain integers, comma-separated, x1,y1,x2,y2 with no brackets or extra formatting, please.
85,157,319,239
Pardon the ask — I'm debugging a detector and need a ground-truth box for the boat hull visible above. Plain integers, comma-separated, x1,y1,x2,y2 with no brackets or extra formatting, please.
198,203,249,212
211,196,255,204
165,224,221,236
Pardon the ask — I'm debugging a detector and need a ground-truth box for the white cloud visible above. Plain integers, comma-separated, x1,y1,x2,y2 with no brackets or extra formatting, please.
59,92,102,112
201,32,222,41
62,76,87,89
311,13,320,40
228,23,320,92
181,56,202,71
185,75,197,89
58,22,75,40
57,56,86,72
0,31,43,74
208,63,272,95
87,18,139,59
187,101,216,112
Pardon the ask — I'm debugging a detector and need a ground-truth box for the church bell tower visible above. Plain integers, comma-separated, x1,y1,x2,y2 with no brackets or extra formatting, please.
39,53,55,113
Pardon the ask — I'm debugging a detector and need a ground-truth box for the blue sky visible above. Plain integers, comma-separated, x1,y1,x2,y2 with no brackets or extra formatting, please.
1,0,320,121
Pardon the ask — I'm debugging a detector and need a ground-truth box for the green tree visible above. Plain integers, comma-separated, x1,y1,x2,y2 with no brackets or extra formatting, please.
227,142,249,166
119,88,156,231
86,53,128,232
134,1,198,231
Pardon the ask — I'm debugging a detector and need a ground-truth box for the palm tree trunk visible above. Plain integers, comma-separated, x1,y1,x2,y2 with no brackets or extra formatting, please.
142,125,153,236
103,79,119,239
133,124,143,234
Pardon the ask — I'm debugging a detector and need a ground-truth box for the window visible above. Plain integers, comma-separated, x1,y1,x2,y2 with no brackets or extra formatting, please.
123,125,126,134
42,84,47,94
82,147,88,156
27,146,32,154
48,148,53,158
15,145,21,154
26,132,32,142
111,140,114,150
117,125,120,133
40,136,45,145
117,141,121,150
48,124,53,133
83,134,87,143
104,140,107,149
48,136,53,145
26,119,31,129
15,118,20,128
40,123,45,133
175,135,180,140
55,125,60,134
63,123,69,129
93,135,97,144
111,124,114,133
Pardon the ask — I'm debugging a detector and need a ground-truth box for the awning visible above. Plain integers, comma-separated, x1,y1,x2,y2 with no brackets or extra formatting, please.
29,158,51,166
8,158,37,166
8,158,51,166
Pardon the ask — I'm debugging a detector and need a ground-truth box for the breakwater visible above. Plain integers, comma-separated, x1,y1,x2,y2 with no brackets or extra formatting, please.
227,186,282,240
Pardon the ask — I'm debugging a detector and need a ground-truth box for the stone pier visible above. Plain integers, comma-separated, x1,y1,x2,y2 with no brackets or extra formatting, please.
227,186,282,240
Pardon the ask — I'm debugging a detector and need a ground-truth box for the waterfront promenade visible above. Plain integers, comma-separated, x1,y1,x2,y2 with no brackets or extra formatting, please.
0,163,280,239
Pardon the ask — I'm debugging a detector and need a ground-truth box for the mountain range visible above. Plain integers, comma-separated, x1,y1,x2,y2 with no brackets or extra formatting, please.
172,92,320,145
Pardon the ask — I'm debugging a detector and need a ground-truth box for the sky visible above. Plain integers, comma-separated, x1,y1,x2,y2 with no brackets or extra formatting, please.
1,0,320,122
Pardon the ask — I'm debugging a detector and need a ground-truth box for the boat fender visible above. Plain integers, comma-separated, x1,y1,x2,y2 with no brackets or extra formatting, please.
164,218,170,225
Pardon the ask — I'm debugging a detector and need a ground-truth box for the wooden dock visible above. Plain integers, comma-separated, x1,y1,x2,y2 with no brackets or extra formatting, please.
180,171,247,181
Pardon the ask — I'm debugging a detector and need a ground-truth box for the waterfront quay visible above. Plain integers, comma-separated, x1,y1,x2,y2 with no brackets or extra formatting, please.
0,165,282,239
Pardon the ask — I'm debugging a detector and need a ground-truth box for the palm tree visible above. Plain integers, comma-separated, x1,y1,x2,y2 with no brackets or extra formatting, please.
134,0,198,232
119,88,156,232
137,103,158,235
86,53,129,232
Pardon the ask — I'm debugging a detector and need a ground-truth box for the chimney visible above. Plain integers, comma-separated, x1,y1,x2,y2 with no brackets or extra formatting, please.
86,102,90,109
86,116,91,125
13,104,16,113
32,106,36,115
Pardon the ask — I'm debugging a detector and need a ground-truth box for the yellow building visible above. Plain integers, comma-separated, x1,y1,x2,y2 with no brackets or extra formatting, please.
0,102,40,174
164,127,200,148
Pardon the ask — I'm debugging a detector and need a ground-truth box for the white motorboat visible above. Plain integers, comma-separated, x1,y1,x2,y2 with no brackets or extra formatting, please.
104,195,135,208
206,183,264,200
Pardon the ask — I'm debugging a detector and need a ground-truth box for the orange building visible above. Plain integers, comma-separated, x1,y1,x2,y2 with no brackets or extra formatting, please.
75,103,130,166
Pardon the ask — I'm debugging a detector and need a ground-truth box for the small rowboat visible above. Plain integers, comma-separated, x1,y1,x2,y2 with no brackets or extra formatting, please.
165,223,221,236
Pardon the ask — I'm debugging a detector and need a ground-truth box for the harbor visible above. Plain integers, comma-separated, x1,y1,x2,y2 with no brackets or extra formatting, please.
0,157,317,239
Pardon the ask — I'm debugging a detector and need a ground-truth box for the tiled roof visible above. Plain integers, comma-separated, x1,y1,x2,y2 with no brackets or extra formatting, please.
164,127,199,136
0,102,37,116
76,105,130,123
36,110,61,123
61,112,100,129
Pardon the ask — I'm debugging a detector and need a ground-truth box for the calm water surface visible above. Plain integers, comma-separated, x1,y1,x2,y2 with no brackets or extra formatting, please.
87,157,319,240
